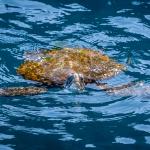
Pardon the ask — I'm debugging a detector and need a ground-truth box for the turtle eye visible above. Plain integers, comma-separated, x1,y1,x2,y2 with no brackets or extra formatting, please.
80,76,84,82
79,74,84,82
78,75,85,90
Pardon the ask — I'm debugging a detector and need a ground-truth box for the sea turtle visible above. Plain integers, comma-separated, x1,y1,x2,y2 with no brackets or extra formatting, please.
0,48,143,96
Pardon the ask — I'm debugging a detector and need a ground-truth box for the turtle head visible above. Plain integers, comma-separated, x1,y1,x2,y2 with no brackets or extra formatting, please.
64,73,85,90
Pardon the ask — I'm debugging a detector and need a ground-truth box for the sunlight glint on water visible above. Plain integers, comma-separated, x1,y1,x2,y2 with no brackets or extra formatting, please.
0,0,150,149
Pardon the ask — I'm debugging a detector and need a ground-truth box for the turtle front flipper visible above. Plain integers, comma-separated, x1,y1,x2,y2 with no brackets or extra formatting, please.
96,81,140,94
0,86,48,96
64,73,85,91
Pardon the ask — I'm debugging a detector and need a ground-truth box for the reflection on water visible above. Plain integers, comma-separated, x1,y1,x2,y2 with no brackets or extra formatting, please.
115,137,136,144
106,16,150,38
0,0,150,149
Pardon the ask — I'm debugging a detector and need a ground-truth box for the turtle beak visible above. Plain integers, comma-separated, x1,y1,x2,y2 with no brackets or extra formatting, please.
64,73,85,91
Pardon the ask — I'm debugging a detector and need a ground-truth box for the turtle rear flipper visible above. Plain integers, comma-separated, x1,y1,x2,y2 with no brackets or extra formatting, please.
0,86,47,96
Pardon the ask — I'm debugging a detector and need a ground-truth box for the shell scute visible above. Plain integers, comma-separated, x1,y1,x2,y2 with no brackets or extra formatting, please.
17,48,125,86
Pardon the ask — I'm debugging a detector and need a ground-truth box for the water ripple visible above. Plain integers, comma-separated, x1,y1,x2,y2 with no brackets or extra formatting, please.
115,137,136,144
0,0,150,149
106,16,150,38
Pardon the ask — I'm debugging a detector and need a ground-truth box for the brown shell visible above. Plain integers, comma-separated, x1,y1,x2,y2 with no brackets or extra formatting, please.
17,48,125,86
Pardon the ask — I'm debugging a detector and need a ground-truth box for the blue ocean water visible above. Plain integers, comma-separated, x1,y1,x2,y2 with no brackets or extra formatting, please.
0,0,150,149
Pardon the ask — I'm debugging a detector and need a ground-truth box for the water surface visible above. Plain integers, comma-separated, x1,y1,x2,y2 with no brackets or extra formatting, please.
0,0,150,149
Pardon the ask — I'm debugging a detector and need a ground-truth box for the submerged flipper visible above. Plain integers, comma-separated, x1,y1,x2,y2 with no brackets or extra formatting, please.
96,81,143,95
0,86,47,96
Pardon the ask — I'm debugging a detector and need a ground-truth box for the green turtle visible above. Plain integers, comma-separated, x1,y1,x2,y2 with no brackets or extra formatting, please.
0,48,141,96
